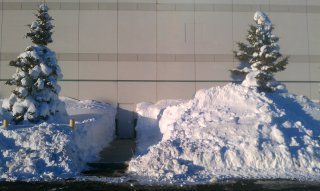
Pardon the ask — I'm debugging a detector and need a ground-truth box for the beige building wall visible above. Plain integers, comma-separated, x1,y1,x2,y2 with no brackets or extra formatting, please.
0,0,319,137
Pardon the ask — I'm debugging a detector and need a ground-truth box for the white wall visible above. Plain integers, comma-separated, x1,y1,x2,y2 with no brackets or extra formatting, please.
0,0,319,137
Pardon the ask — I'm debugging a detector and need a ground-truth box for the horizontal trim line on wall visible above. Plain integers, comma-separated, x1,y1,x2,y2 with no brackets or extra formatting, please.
0,2,320,13
0,79,319,84
1,53,320,63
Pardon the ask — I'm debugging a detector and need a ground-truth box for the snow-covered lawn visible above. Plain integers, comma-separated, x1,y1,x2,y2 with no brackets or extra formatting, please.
129,83,320,184
0,97,116,181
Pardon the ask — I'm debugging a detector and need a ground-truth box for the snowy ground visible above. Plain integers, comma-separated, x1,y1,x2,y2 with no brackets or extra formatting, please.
128,83,320,184
0,97,116,181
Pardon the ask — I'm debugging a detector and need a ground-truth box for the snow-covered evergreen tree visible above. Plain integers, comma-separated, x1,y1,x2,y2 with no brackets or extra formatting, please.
231,11,288,92
2,3,64,123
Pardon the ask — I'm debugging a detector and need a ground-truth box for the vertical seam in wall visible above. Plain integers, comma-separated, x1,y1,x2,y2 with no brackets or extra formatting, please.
0,0,3,79
194,0,196,92
232,0,235,68
77,0,80,99
184,24,187,43
116,0,119,105
156,0,158,102
305,0,312,98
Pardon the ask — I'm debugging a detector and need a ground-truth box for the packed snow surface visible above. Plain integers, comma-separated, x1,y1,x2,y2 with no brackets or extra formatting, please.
0,97,116,181
129,83,320,184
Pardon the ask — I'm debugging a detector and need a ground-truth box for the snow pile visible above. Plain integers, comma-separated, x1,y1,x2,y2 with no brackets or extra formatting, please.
0,98,116,181
135,100,184,155
129,83,320,184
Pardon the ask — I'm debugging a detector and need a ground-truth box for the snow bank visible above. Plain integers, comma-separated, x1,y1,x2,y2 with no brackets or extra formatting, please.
135,100,184,155
0,98,116,181
129,83,320,184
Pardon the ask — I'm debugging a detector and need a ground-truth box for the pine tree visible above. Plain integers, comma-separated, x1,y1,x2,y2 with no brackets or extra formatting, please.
231,11,288,92
2,3,64,123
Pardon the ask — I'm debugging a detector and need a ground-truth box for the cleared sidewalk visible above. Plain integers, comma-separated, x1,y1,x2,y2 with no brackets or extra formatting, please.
83,139,136,177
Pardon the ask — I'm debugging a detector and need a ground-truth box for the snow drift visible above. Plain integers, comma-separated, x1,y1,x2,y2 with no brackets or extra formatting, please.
129,83,320,184
0,97,116,181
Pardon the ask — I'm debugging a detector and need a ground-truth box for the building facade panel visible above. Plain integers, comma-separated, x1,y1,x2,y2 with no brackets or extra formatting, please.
157,82,195,100
310,63,320,81
270,0,306,5
118,61,156,80
0,1,319,137
118,0,155,3
308,0,320,6
79,81,118,105
310,84,320,100
0,83,12,98
157,62,196,81
307,13,320,55
118,10,156,54
270,13,309,56
58,61,79,80
49,10,79,53
0,61,15,79
79,61,117,80
275,63,310,81
235,0,269,4
196,62,234,81
196,82,229,91
59,81,79,100
195,12,233,54
158,0,194,4
157,11,195,54
118,82,156,103
232,12,253,50
79,11,117,54
2,10,32,53
195,0,232,4
284,82,311,97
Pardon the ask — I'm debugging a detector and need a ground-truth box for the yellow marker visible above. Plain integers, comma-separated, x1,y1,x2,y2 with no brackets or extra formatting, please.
2,119,9,128
69,119,75,129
